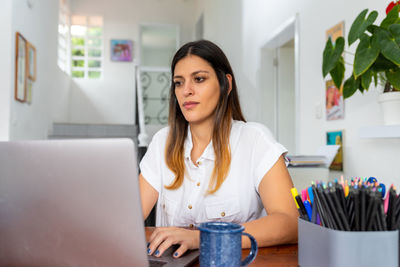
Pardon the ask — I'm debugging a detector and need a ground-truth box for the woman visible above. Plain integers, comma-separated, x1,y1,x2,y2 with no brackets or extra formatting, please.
139,40,298,258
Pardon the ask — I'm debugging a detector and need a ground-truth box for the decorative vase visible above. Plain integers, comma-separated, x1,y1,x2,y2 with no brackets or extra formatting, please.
378,91,400,125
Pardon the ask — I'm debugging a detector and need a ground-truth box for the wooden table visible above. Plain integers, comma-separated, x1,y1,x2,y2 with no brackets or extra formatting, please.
145,227,298,267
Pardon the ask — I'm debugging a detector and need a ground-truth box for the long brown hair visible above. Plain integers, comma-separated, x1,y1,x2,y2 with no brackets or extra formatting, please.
165,40,245,194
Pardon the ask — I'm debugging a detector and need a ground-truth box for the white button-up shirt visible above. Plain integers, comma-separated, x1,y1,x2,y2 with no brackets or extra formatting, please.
140,120,288,227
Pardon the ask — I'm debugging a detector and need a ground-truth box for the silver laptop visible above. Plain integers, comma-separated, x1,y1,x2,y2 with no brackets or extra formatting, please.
0,139,148,266
0,139,200,267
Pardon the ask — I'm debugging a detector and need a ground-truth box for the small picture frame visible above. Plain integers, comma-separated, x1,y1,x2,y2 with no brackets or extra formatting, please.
110,39,133,62
15,32,27,102
27,42,37,81
326,130,343,171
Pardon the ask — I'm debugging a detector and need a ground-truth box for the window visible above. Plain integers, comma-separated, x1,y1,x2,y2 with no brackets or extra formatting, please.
57,0,70,73
70,15,103,79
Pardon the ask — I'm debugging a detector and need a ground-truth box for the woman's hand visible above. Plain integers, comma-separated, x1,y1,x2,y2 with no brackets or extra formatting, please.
147,227,200,258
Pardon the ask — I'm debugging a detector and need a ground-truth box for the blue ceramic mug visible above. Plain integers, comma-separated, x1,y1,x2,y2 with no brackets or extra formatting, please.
198,222,258,266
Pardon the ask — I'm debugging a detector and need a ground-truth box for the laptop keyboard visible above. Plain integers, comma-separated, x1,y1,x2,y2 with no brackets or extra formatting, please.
147,245,199,267
149,257,168,267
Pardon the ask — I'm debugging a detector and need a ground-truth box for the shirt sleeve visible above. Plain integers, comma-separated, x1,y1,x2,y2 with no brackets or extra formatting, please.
252,124,288,192
139,130,165,193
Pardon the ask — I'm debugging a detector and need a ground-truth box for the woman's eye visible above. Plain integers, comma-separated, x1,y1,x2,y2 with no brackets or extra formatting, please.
174,81,182,87
194,76,205,82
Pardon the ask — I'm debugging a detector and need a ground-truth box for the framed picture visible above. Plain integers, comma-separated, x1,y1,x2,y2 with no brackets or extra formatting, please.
27,42,37,81
326,80,344,120
26,79,33,104
15,32,27,102
325,21,345,121
326,21,344,44
111,39,133,62
326,130,343,171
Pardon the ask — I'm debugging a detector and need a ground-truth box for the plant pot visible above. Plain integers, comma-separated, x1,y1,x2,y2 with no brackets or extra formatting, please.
378,91,400,125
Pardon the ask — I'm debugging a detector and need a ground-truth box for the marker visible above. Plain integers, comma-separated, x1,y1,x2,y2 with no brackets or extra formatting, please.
308,186,314,204
296,195,309,221
301,189,307,202
292,187,308,220
291,188,300,209
304,200,312,222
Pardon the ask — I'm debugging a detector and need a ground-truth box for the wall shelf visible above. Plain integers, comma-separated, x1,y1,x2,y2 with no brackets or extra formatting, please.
359,125,400,138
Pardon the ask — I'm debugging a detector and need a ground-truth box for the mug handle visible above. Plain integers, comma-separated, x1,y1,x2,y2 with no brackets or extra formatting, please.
241,232,258,266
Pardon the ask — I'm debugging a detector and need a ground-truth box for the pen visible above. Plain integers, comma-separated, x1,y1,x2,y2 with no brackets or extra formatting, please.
311,183,326,227
307,186,314,204
291,188,308,220
335,182,347,218
360,186,366,231
296,195,309,221
301,189,308,202
304,200,312,222
317,184,337,229
330,186,350,231
324,185,344,230
366,190,378,231
311,198,318,224
353,187,360,231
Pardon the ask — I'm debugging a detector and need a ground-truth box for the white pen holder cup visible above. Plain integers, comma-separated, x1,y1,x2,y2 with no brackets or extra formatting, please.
298,218,399,267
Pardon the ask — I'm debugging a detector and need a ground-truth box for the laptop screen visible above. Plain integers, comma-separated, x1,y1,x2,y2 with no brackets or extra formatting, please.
0,139,148,266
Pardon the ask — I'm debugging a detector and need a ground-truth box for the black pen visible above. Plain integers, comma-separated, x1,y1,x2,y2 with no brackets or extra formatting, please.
318,184,337,229
353,187,360,231
324,186,344,230
360,186,366,231
311,183,326,227
366,191,378,231
335,182,347,219
387,187,396,230
330,186,350,231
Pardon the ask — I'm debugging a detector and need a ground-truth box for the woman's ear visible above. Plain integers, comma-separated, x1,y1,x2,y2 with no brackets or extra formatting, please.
226,74,233,95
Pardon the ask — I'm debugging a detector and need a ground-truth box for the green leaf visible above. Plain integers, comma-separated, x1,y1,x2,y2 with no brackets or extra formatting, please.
381,5,400,29
375,27,400,66
371,53,398,72
354,34,380,77
367,25,380,34
330,57,345,88
386,68,400,89
389,24,400,46
373,71,378,87
348,9,378,45
361,69,373,90
343,75,360,99
322,37,345,77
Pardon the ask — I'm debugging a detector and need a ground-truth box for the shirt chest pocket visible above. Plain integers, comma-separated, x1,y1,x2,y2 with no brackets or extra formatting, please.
161,195,178,226
205,198,240,222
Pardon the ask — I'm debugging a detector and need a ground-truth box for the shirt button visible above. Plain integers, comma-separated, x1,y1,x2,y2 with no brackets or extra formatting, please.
198,161,202,165
163,204,165,209
221,211,226,217
188,204,192,209
196,182,200,186
189,223,194,228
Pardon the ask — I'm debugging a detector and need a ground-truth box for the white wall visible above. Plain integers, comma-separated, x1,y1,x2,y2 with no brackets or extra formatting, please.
0,0,13,141
201,0,400,187
9,0,70,140
68,0,197,124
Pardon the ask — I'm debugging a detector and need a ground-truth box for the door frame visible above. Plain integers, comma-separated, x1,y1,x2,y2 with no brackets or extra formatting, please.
260,14,300,154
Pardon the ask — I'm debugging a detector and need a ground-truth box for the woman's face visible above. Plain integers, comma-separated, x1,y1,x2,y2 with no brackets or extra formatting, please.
173,55,221,125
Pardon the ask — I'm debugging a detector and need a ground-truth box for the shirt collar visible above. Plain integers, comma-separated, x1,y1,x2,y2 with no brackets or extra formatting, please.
184,124,215,161
183,120,242,161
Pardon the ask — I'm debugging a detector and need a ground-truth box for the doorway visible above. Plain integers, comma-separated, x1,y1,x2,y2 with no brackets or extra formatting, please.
260,15,299,154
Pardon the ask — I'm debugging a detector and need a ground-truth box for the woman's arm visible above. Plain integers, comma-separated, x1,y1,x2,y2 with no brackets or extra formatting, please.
242,155,299,247
139,173,159,220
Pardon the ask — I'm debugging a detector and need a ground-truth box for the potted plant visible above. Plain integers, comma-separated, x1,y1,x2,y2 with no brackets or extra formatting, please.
322,2,400,125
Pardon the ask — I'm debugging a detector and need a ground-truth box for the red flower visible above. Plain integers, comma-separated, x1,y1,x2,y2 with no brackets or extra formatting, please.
386,1,400,14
